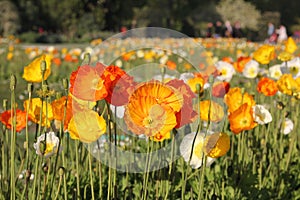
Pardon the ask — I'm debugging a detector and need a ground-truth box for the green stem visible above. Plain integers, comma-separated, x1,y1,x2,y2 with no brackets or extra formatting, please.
10,87,16,200
75,140,81,199
88,144,95,200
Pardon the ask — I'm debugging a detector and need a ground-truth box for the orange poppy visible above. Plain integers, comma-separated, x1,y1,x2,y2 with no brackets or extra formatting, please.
224,87,255,113
234,56,251,73
257,77,278,96
228,103,257,134
124,81,182,137
69,63,107,101
0,109,28,132
166,60,177,70
199,100,224,123
150,131,171,142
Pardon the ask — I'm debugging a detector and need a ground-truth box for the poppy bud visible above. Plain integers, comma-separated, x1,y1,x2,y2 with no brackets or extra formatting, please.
10,74,17,91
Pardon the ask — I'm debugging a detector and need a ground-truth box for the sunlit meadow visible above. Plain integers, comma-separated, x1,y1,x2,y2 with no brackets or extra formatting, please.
0,32,299,200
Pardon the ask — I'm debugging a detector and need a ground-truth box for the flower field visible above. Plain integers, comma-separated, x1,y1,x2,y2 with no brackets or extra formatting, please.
0,32,300,200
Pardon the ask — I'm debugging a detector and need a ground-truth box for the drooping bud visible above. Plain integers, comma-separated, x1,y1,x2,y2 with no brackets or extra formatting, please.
10,74,17,91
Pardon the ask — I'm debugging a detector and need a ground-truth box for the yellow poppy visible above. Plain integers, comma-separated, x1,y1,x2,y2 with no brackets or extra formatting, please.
23,54,52,82
68,109,106,143
253,44,275,65
187,77,205,93
204,132,230,158
199,100,224,122
285,37,298,54
278,51,293,62
277,74,300,96
23,98,54,127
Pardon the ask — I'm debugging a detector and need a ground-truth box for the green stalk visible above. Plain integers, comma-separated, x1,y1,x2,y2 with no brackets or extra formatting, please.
75,140,81,199
88,144,95,200
10,74,17,200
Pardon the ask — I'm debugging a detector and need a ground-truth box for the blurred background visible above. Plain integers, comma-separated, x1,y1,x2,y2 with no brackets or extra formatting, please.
1,0,300,42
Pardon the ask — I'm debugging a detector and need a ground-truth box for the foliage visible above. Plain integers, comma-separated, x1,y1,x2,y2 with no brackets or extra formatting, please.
216,0,261,31
0,1,20,36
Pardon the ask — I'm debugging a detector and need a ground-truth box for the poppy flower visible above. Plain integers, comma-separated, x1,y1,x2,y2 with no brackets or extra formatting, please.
228,103,257,134
23,98,54,127
166,60,177,70
68,109,106,143
224,87,255,114
285,57,300,78
252,105,272,125
0,109,28,132
215,61,235,82
281,118,294,135
257,77,278,96
253,44,275,65
22,54,52,82
212,81,230,98
234,56,251,73
180,132,215,169
242,60,259,78
187,76,205,94
33,132,60,158
268,64,282,80
278,51,293,62
124,81,182,137
166,79,197,128
277,74,300,96
199,100,224,123
69,62,107,101
150,131,171,142
101,65,136,106
285,37,298,54
203,132,230,158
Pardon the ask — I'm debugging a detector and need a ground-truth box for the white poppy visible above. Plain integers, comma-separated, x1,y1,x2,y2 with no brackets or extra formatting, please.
33,132,60,158
243,60,259,78
180,132,215,169
215,61,235,82
282,118,294,135
179,72,195,83
286,57,300,78
269,64,283,80
252,105,272,125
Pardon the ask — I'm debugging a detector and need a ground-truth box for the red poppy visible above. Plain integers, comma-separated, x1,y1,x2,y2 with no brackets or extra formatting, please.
166,79,197,128
212,81,230,98
101,65,136,106
0,109,28,132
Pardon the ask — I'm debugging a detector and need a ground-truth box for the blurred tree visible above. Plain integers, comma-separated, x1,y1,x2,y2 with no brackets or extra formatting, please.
0,1,20,36
216,0,261,31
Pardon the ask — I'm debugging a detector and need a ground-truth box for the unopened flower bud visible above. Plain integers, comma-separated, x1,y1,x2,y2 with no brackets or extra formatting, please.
82,53,91,65
10,74,17,91
58,167,65,176
62,78,68,90
3,99,8,110
27,83,33,93
40,60,47,73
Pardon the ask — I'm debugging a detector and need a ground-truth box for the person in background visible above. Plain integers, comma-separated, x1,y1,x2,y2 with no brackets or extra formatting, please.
267,22,275,37
276,25,288,43
224,20,232,37
214,21,223,38
232,21,243,38
205,22,214,38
